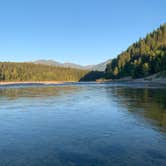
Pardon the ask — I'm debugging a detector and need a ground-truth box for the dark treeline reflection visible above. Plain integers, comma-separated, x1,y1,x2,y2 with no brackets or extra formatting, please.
0,86,81,100
107,87,166,130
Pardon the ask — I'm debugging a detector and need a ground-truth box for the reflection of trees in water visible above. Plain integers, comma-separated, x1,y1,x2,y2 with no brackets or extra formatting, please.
0,86,81,100
107,87,166,129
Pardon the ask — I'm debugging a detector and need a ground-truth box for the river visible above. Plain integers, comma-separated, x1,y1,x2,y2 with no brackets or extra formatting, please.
0,83,166,166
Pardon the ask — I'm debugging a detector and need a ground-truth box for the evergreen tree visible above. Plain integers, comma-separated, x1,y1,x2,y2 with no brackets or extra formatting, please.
106,23,166,79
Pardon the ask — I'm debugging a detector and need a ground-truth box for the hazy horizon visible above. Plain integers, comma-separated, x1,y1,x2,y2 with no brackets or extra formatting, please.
0,58,109,66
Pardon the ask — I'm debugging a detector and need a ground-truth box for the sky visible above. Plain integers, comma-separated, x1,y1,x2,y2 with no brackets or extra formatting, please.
0,0,166,65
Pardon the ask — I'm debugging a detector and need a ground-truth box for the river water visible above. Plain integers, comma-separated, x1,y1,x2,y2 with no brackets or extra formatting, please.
0,83,166,166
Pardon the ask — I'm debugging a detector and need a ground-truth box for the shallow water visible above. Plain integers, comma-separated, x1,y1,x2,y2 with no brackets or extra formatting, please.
0,83,166,166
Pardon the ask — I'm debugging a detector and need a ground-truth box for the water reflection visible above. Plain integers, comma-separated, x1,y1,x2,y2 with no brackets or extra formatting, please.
0,86,81,99
106,87,166,130
0,84,166,166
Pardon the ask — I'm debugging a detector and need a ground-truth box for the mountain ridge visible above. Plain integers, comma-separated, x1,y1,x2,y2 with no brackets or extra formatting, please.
33,59,111,71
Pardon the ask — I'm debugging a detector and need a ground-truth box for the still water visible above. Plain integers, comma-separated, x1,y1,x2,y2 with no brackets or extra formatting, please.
0,83,166,166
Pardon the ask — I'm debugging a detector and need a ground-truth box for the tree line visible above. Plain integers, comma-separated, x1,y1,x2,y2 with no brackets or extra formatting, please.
0,62,89,81
105,23,166,79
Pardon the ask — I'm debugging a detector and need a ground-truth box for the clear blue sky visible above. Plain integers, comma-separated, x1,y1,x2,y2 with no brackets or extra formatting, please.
0,0,165,65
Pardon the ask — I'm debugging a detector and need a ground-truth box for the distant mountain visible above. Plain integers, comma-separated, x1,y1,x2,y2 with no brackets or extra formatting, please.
34,59,86,69
34,60,66,67
62,62,85,69
33,59,111,71
90,59,112,71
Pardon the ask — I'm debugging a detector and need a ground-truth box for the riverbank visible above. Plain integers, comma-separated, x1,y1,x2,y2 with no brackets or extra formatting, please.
132,75,166,85
96,72,166,85
0,81,76,86
1,71,166,86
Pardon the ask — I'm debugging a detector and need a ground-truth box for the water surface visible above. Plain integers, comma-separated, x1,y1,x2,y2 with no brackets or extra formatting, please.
0,83,166,166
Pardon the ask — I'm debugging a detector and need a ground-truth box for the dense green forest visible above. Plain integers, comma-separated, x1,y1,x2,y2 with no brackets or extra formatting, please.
79,71,105,81
0,62,89,81
106,23,166,79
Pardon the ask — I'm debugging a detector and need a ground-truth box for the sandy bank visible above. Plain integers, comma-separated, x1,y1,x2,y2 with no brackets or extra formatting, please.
131,73,166,85
97,72,166,85
0,81,76,86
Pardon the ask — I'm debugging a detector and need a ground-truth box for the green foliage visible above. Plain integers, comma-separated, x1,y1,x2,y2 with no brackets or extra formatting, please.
156,71,166,78
106,23,166,79
79,71,105,81
0,62,89,82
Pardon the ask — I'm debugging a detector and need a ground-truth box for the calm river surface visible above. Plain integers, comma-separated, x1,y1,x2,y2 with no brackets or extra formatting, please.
0,83,166,166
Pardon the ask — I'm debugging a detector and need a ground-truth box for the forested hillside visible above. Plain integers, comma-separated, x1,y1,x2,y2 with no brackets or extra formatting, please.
106,24,166,79
0,62,89,81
